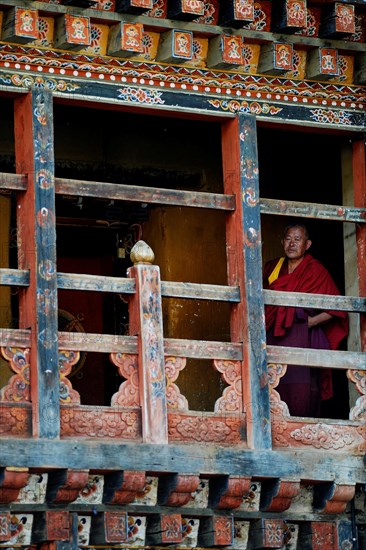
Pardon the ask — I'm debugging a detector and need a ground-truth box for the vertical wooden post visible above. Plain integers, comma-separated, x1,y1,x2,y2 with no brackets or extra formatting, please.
128,240,168,444
14,90,59,438
221,114,271,450
352,139,366,352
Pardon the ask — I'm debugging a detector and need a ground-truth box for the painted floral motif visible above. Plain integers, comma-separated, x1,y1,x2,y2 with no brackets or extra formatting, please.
193,1,218,25
117,86,164,104
309,109,352,125
146,0,166,18
208,99,283,115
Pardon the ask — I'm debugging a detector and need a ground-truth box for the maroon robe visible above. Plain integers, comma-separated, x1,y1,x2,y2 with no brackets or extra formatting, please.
263,254,349,416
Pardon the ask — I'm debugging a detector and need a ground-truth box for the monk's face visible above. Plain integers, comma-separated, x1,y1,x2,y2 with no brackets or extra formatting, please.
282,227,312,261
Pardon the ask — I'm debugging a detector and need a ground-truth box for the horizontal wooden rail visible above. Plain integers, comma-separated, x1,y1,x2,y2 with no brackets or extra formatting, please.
0,269,29,286
57,272,135,293
55,178,236,211
0,173,27,192
263,289,366,312
162,281,240,302
0,329,242,360
260,198,366,223
267,345,365,370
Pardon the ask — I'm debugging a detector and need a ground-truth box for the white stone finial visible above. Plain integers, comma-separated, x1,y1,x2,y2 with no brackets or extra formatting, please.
130,240,155,265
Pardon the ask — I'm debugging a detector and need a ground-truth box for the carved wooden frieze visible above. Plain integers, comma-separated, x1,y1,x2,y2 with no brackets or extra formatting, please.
168,412,243,443
0,468,30,504
103,470,146,504
60,405,141,439
158,473,201,506
0,404,31,436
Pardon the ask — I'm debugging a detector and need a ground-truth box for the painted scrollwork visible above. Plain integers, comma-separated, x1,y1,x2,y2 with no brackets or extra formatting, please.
165,356,188,410
347,369,366,421
110,353,140,407
213,360,242,412
58,350,81,404
267,363,290,417
0,347,30,402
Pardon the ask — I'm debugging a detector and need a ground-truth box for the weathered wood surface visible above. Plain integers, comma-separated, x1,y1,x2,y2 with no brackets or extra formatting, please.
353,140,366,353
55,178,235,211
128,262,168,444
267,345,365,370
0,440,364,483
164,338,243,360
260,198,366,224
263,289,366,312
57,332,138,353
0,328,31,347
161,281,240,302
14,90,60,439
57,273,240,302
57,272,135,294
0,269,29,287
0,0,365,54
0,172,27,192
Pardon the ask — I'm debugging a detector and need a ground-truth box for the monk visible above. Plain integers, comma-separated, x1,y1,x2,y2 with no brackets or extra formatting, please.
263,224,349,417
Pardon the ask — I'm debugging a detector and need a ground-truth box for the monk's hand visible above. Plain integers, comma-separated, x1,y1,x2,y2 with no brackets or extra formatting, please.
308,312,333,328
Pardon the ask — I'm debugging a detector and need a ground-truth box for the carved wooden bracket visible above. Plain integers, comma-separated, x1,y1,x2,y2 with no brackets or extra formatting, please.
313,482,356,514
209,475,252,509
110,353,140,407
0,467,29,503
213,360,242,412
46,469,89,504
165,357,188,410
347,369,366,422
103,470,146,504
0,347,30,402
260,478,301,512
158,473,201,506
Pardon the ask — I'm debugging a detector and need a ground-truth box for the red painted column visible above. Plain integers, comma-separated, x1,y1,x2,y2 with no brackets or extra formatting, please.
352,139,366,351
221,115,271,450
14,90,59,439
128,240,168,444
